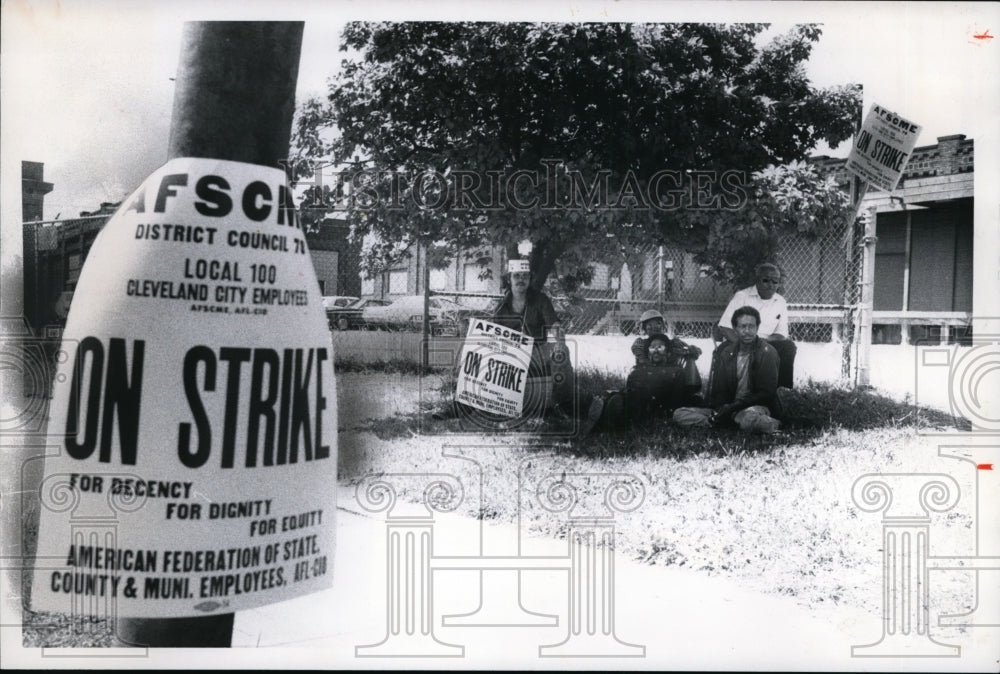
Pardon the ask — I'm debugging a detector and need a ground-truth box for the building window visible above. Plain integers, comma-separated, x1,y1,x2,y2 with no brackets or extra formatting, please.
388,269,408,295
429,268,449,291
582,263,609,290
463,263,488,292
873,215,906,311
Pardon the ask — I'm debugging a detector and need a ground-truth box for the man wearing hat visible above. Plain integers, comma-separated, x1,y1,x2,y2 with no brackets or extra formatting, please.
584,309,701,430
433,258,572,423
631,309,702,368
580,332,704,434
492,258,568,386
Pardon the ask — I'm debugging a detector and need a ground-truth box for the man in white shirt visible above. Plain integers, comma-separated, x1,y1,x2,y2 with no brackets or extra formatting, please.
714,263,797,388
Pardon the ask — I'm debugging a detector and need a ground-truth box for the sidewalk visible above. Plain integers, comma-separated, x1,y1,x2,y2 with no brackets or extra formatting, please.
228,491,999,670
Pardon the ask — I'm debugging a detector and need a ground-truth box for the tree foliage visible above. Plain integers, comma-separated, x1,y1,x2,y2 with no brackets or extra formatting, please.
291,22,860,291
694,160,854,287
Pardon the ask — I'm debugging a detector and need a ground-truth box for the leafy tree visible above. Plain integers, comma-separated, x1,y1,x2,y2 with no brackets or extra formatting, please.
291,22,859,291
691,160,853,287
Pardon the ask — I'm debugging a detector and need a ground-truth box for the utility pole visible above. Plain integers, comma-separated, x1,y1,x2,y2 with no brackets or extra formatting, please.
856,201,877,387
655,245,664,315
847,175,873,386
422,241,431,369
117,21,304,648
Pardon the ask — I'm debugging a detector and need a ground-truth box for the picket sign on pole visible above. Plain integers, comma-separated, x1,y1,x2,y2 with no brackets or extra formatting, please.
844,103,922,386
29,22,336,647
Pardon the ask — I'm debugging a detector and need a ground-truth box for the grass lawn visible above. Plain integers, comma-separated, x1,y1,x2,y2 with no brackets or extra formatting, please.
20,361,979,647
336,363,979,630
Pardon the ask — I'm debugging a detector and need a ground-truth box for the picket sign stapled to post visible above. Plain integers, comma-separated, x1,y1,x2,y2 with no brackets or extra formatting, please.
31,158,337,618
845,103,922,193
843,103,921,386
454,319,534,419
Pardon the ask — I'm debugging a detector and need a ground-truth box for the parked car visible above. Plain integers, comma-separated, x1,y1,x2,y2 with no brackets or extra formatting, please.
321,295,359,312
361,295,479,336
327,298,389,331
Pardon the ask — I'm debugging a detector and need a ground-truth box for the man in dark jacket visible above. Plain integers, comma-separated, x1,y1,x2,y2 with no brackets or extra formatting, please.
714,263,796,388
673,306,782,433
581,333,703,433
627,333,702,416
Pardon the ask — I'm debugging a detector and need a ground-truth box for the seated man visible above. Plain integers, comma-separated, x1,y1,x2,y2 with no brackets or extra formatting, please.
675,306,782,434
582,333,702,433
632,309,702,366
632,309,702,402
714,263,797,389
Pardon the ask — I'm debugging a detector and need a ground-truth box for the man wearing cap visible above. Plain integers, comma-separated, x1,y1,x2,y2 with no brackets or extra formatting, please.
631,309,702,367
637,310,703,397
581,332,703,434
714,262,797,389
578,309,703,433
630,308,703,402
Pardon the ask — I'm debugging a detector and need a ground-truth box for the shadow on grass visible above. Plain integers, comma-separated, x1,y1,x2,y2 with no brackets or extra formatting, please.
353,371,971,458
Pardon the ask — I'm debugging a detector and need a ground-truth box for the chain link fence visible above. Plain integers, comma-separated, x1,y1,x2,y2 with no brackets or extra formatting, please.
21,205,865,382
434,215,863,378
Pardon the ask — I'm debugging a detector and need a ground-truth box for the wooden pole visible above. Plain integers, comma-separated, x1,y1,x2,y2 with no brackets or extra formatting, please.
422,241,431,370
167,22,304,165
117,20,304,648
856,201,877,386
848,177,874,387
657,245,664,315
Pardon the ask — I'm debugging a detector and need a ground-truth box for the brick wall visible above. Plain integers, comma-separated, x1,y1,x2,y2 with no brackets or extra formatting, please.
812,135,974,184
311,249,339,295
306,218,362,296
904,135,974,179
